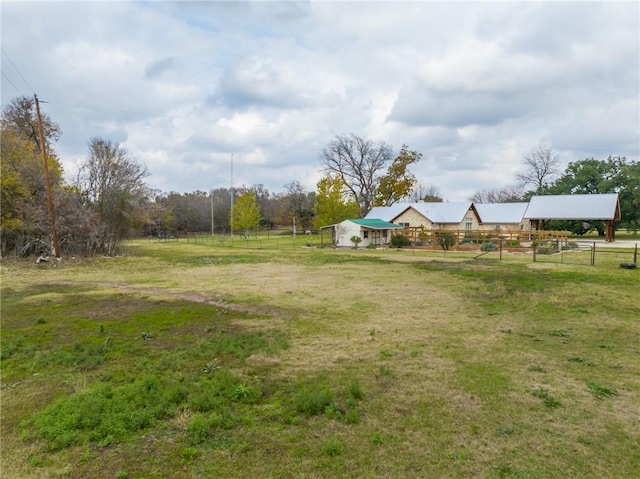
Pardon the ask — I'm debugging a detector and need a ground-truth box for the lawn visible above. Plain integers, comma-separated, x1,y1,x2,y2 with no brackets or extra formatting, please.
1,240,638,478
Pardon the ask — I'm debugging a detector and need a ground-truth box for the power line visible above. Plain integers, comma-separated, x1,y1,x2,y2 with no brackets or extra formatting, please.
1,48,35,94
1,71,24,96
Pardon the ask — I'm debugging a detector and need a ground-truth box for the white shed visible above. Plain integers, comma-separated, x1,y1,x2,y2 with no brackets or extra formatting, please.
322,219,403,248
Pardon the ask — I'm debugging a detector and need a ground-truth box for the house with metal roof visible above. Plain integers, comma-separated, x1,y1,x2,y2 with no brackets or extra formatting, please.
474,202,530,231
524,194,621,242
321,218,403,248
365,202,481,232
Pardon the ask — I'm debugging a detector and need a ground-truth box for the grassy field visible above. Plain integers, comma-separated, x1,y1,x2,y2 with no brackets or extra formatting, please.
1,239,638,478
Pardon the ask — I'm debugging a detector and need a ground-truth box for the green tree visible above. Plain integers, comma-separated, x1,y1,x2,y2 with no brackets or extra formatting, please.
232,192,261,237
375,145,421,206
313,175,360,231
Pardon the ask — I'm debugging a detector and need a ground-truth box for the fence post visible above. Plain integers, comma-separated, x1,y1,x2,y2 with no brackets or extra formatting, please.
499,239,503,261
592,242,596,266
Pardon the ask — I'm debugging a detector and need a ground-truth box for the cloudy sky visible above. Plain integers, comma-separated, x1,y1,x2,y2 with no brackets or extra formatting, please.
2,1,638,201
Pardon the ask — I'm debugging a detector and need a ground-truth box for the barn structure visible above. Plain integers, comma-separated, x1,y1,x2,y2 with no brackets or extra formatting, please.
524,194,621,242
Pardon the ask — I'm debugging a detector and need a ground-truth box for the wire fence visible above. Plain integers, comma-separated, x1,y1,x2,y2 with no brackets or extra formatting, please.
150,232,638,268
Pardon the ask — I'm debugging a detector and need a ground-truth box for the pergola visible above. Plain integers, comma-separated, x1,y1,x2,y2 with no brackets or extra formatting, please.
524,194,621,242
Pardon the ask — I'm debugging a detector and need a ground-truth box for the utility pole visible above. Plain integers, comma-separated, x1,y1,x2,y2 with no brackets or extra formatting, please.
34,94,61,258
230,153,234,237
210,191,214,236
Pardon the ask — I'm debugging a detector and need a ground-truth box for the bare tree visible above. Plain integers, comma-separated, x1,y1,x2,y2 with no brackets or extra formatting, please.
409,181,443,202
469,185,525,203
321,133,393,215
516,145,560,192
283,181,315,230
76,138,148,255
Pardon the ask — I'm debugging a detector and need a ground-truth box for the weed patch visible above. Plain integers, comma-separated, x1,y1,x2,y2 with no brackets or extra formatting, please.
22,376,179,450
587,382,618,399
531,387,562,409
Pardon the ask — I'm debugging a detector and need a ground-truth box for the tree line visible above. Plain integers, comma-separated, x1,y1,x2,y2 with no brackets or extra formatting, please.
1,95,638,258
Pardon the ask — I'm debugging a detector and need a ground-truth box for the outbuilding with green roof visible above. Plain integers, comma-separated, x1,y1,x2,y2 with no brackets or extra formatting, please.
320,218,403,248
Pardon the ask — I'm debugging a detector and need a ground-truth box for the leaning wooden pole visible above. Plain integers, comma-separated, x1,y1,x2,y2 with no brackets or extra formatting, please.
34,94,61,258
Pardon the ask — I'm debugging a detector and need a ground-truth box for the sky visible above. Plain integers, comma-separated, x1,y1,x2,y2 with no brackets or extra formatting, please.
2,1,639,202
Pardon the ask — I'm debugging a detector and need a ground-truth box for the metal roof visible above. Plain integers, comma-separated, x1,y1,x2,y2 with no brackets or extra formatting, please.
365,204,409,222
366,202,475,224
524,194,620,220
409,202,474,224
349,218,403,229
474,202,529,224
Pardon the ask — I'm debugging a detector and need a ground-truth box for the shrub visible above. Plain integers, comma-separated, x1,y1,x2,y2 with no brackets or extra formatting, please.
481,242,497,252
436,232,456,251
390,234,411,248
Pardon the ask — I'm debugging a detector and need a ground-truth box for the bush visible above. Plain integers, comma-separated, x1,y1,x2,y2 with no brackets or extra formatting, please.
436,232,456,251
390,234,411,248
481,242,497,252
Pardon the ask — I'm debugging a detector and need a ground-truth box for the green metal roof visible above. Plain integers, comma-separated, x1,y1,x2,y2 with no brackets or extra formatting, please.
350,218,403,229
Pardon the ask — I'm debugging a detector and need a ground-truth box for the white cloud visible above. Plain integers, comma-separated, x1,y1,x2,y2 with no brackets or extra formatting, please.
1,0,638,203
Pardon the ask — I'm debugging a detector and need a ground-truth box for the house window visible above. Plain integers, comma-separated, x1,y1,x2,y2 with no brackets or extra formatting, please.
465,217,473,231
397,222,410,228
363,230,369,239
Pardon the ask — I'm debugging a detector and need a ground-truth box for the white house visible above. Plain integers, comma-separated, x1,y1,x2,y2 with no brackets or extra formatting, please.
322,218,403,248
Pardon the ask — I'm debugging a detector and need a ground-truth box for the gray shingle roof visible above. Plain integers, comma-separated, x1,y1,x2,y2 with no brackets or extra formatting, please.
524,194,620,220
